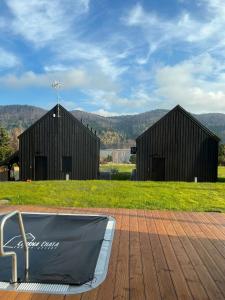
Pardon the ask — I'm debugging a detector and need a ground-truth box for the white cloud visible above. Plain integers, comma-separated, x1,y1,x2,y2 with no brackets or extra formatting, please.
92,109,120,117
123,1,225,63
117,1,225,113
85,86,156,113
0,67,117,92
3,0,129,82
92,108,138,117
53,40,128,80
2,0,225,115
44,64,72,72
0,47,20,69
154,54,225,112
47,100,84,111
5,0,89,46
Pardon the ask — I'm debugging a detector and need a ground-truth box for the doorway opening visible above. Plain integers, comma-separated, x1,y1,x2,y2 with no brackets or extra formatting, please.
35,156,47,180
151,157,165,181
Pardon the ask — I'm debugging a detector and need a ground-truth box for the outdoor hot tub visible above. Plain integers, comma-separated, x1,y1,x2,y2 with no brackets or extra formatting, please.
0,211,115,295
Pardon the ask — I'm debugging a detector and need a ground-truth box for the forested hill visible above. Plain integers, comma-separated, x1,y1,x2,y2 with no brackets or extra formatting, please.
1,105,225,148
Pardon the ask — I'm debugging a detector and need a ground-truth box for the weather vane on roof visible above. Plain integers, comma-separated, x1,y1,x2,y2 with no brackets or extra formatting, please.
51,80,63,117
52,80,63,105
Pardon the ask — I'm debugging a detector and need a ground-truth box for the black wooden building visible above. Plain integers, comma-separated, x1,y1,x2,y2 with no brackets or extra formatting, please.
19,104,100,180
136,105,220,182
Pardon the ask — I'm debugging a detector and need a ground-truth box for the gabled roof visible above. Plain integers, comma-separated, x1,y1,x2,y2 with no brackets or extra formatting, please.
18,104,99,141
137,105,220,142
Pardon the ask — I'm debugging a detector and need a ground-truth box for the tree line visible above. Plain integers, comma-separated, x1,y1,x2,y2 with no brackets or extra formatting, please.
0,124,22,162
218,144,225,165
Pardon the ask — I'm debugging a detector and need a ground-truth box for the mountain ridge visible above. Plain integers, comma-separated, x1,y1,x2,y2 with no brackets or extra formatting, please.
1,104,224,147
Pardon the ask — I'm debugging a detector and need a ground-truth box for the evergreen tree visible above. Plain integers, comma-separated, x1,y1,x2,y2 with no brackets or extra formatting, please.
0,124,12,162
129,154,136,164
218,144,225,165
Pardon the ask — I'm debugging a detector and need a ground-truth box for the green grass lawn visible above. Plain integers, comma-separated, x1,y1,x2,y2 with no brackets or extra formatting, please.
100,163,135,173
100,163,135,180
101,164,225,177
0,167,225,212
218,165,225,180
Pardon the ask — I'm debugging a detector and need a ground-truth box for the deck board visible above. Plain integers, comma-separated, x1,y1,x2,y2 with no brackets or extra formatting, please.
154,210,193,299
96,209,122,300
164,211,209,300
138,210,161,300
15,293,33,300
145,210,178,300
65,295,82,300
0,206,224,300
129,210,145,300
181,212,225,298
171,211,224,300
113,208,130,300
194,213,225,259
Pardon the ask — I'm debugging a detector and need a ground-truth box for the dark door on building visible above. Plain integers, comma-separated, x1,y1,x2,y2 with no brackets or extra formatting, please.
152,158,165,181
35,156,47,180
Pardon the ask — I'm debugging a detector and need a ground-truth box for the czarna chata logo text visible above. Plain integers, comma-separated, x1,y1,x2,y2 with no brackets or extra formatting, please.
4,233,60,250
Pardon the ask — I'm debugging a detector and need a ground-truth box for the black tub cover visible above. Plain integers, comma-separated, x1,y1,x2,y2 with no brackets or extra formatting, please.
0,213,108,285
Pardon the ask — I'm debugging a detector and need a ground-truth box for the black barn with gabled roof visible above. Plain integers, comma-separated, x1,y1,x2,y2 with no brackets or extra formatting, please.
136,105,220,182
19,104,100,180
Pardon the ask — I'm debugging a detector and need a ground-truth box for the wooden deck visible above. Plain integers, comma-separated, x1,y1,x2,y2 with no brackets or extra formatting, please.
0,206,225,300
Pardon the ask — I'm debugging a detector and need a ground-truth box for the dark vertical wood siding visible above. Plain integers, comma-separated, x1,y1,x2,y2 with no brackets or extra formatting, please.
136,106,219,182
19,105,100,180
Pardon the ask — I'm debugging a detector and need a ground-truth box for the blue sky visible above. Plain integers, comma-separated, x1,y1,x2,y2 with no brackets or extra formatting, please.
0,0,225,115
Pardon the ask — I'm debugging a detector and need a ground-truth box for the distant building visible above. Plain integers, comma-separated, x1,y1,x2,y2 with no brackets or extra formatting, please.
1,105,100,180
100,149,113,161
136,105,220,182
100,149,131,163
112,149,131,163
